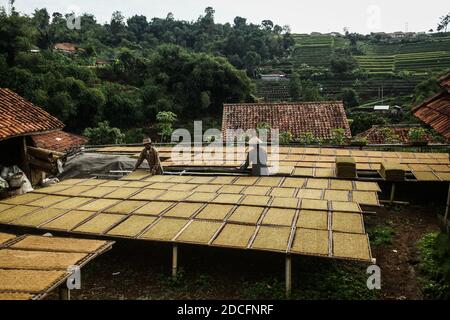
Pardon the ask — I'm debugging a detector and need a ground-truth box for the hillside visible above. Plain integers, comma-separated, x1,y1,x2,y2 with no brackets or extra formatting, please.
256,32,450,106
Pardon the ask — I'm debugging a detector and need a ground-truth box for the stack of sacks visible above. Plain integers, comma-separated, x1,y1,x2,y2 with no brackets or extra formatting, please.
335,157,356,179
379,162,406,181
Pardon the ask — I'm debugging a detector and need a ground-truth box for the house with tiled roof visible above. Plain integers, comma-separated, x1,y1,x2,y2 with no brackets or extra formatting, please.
0,88,84,185
412,72,450,141
221,101,351,141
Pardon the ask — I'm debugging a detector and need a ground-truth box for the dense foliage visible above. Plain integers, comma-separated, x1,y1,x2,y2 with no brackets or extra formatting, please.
417,233,450,299
0,6,296,134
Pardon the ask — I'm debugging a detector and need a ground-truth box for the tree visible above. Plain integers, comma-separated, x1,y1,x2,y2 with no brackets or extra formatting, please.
83,121,125,145
32,8,50,49
301,80,322,101
342,88,360,108
127,15,148,42
413,76,441,105
262,20,274,30
289,72,301,101
330,56,356,75
233,17,247,28
350,113,387,135
0,9,35,65
243,51,261,76
156,111,177,142
437,13,450,32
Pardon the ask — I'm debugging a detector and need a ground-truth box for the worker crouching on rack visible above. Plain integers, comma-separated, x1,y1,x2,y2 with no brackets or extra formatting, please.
133,138,164,175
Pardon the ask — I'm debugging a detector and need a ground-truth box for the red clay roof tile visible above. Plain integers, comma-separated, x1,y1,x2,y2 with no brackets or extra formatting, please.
0,88,64,141
221,101,351,140
438,72,450,89
412,92,450,140
32,130,88,153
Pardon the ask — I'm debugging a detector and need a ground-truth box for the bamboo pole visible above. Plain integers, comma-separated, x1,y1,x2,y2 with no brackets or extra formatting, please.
27,146,55,161
285,254,292,298
444,182,450,223
172,244,178,279
28,157,56,173
390,183,396,204
58,286,70,300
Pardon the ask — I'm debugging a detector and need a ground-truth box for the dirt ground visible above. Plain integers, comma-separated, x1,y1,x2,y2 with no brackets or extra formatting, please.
367,205,440,300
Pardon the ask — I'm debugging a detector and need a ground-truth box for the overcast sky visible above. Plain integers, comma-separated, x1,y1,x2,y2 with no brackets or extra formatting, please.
3,0,450,34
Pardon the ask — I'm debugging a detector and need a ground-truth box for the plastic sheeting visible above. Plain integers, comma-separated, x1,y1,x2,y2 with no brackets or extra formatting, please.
58,153,149,180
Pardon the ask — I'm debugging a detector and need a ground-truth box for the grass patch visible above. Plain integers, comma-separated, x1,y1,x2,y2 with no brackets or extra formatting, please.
417,233,450,299
367,225,395,247
242,258,378,300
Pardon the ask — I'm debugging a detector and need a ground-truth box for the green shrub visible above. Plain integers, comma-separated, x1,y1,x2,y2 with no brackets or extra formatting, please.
279,131,293,144
331,128,346,145
408,127,428,142
298,132,318,145
380,128,401,144
83,121,125,145
368,225,395,247
156,111,177,142
350,136,368,146
417,233,450,299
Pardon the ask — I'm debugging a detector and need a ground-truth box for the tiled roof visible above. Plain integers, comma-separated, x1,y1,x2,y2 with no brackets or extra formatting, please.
438,72,450,89
0,88,64,141
32,130,88,153
412,92,450,140
53,43,79,52
221,102,351,140
357,125,434,144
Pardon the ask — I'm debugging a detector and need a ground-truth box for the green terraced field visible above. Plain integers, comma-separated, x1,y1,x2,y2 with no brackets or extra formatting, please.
291,34,334,67
356,50,450,74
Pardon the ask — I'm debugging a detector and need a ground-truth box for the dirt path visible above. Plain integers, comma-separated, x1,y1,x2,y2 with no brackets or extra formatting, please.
369,205,439,300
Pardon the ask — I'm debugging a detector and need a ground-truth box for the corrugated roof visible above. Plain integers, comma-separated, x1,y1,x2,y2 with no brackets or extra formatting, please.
0,88,64,141
31,130,88,153
412,92,450,140
221,102,351,140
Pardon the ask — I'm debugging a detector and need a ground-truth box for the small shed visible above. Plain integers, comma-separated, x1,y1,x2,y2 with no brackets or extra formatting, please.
0,88,64,185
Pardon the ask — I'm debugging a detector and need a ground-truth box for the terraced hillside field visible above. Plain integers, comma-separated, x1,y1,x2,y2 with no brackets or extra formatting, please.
255,80,290,102
356,36,450,75
291,34,334,67
355,50,450,75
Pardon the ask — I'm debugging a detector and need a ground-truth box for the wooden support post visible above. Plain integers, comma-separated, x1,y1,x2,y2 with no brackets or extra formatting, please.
390,182,396,204
172,244,178,278
285,254,291,298
58,286,70,300
444,183,450,223
20,137,31,179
